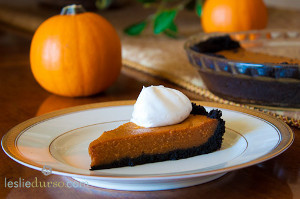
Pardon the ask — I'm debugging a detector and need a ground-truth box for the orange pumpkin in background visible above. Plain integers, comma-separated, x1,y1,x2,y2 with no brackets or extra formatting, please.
201,0,268,33
30,5,122,97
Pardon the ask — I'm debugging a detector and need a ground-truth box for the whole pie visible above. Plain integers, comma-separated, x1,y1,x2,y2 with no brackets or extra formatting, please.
189,35,300,107
89,103,225,170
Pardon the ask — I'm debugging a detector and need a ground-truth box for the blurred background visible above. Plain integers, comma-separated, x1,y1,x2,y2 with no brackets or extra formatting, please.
0,0,299,122
0,0,300,37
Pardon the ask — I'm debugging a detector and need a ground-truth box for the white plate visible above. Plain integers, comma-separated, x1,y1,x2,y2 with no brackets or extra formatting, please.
1,101,294,191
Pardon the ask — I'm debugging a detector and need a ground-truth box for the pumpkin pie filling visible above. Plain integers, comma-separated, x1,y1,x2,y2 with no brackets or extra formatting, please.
88,103,225,170
191,35,300,64
217,48,300,64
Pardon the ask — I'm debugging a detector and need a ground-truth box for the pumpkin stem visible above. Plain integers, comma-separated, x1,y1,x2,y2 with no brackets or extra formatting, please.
61,4,86,15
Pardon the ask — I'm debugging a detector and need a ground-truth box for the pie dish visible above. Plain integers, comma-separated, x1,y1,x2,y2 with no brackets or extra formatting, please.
89,103,225,170
184,30,300,108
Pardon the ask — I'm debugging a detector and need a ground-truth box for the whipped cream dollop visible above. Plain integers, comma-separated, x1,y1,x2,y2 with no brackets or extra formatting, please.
131,85,192,128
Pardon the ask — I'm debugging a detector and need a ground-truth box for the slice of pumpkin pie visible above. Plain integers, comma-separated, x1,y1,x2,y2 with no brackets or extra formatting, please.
89,86,225,170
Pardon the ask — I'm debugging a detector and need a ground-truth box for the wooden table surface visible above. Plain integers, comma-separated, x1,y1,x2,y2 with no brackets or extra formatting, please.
0,28,299,199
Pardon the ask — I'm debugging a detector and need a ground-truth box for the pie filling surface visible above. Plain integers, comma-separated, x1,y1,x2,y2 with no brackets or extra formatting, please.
191,35,300,64
216,48,300,64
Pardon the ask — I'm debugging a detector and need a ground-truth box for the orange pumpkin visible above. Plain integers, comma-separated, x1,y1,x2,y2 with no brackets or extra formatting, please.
201,0,268,33
30,5,122,97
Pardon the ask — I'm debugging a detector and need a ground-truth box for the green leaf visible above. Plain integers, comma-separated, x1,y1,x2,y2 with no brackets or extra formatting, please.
124,21,147,36
95,0,113,10
168,21,178,33
154,9,178,34
163,21,178,38
196,0,204,17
